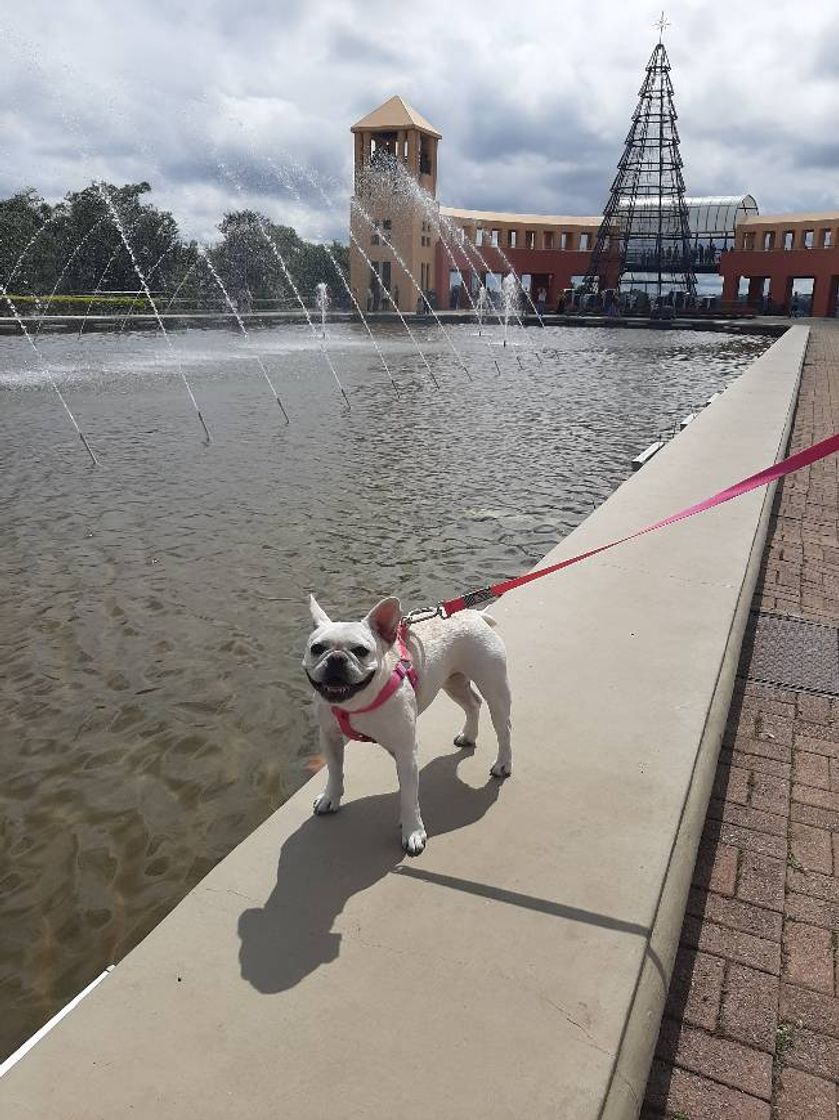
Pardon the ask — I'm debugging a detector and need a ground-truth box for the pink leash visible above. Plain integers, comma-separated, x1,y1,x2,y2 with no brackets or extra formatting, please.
336,431,839,740
431,430,839,618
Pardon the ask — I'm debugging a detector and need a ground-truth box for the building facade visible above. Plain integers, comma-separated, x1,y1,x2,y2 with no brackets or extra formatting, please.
720,213,839,317
349,96,839,317
349,96,441,314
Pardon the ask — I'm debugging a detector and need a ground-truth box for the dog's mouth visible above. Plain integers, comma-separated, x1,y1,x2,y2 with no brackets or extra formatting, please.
305,670,376,705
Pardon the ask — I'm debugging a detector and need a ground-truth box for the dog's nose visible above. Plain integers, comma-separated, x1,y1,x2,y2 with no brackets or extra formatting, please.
323,651,349,681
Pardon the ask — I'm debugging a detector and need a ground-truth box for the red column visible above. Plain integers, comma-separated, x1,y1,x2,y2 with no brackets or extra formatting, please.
828,277,839,318
768,275,789,312
721,273,739,303
811,277,832,318
747,276,765,306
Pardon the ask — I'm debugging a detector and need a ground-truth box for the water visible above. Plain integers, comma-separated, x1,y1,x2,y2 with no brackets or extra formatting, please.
501,273,519,347
350,189,472,378
0,322,770,1058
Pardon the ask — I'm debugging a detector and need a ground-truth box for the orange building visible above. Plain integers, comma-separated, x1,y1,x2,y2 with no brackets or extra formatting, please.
435,208,600,312
720,213,839,317
349,96,441,313
349,95,839,318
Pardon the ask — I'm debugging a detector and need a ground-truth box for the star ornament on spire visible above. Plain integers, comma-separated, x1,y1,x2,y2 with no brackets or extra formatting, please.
656,10,670,41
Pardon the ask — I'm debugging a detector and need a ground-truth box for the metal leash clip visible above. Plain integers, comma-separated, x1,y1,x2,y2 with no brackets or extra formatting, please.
402,603,446,627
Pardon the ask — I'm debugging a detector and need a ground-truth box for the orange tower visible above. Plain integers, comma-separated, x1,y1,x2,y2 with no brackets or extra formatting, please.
349,96,441,313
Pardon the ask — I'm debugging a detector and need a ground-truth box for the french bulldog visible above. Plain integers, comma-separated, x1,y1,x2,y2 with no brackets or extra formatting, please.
303,595,512,855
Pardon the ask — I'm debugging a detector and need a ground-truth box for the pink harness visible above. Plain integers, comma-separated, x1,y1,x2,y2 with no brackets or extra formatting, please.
331,623,418,742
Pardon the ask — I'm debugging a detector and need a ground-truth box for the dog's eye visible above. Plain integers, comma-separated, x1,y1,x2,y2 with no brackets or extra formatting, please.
310,642,327,656
351,646,370,658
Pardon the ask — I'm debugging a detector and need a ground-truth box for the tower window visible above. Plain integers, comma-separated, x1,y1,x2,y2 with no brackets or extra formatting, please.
491,229,500,247
803,229,814,249
508,230,518,248
822,228,834,248
476,228,484,247
580,233,591,250
783,230,794,250
526,231,536,249
543,231,554,250
419,138,432,175
763,231,775,250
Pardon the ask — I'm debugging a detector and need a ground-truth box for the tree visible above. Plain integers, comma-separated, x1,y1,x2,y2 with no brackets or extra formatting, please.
0,189,55,290
294,240,350,305
211,210,303,305
0,184,350,311
54,182,182,295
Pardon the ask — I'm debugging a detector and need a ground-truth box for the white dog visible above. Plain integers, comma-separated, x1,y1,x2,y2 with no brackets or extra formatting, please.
302,595,512,855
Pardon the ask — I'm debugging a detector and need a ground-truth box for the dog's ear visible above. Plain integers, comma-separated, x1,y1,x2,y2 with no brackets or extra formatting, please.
365,597,402,645
308,594,332,629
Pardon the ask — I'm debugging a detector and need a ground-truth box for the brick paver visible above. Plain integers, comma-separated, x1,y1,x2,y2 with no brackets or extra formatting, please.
643,324,839,1119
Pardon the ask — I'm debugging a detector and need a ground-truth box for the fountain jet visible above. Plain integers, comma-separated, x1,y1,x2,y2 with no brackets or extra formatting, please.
1,282,97,465
96,184,212,442
195,245,291,423
269,159,403,394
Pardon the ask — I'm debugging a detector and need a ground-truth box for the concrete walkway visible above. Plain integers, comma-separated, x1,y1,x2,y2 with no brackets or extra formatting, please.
643,322,839,1119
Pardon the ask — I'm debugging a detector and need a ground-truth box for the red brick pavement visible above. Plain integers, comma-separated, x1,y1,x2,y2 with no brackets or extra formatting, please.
642,325,839,1120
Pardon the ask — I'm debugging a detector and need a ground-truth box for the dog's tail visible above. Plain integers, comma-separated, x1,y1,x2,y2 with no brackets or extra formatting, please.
480,610,498,629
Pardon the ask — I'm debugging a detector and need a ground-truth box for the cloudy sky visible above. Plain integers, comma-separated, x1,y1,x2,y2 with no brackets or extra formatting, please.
2,0,838,244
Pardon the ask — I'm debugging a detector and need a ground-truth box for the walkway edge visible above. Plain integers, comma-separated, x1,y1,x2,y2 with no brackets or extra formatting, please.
600,326,808,1118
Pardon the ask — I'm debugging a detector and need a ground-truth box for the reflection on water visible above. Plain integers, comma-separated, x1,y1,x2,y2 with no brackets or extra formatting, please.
0,322,769,1056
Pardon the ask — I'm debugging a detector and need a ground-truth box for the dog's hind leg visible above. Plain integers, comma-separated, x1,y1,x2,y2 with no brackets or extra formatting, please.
487,677,513,778
443,672,482,748
472,664,512,778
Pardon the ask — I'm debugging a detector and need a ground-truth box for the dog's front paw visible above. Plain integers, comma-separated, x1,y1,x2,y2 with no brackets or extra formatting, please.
401,827,427,857
453,733,476,749
313,791,341,815
490,759,512,779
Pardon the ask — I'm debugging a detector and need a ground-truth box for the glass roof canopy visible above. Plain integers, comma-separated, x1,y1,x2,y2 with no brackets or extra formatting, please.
684,195,759,238
616,194,759,241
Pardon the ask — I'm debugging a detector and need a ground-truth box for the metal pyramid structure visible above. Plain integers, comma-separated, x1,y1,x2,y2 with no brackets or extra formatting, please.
583,35,696,301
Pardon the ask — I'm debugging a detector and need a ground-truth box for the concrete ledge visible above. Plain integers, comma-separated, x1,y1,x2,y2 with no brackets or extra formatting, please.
0,311,788,337
0,327,808,1119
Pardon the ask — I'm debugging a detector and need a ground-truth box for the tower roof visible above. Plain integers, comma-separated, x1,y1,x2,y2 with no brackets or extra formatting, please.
350,96,441,138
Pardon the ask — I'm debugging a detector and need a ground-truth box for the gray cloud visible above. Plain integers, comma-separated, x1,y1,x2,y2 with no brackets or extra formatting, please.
1,0,838,247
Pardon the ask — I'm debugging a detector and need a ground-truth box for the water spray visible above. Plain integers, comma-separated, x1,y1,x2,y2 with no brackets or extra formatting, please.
269,159,405,394
350,190,472,382
215,161,353,410
315,282,328,339
78,243,123,339
117,236,178,333
286,158,440,389
195,245,290,423
34,216,109,339
253,219,352,410
1,209,65,293
1,282,97,465
97,184,211,441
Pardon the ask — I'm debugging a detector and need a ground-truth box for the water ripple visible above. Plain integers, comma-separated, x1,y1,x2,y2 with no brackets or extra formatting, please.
0,322,769,1057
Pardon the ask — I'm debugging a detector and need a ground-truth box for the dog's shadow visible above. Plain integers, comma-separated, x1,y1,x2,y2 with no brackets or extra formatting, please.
237,749,502,994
